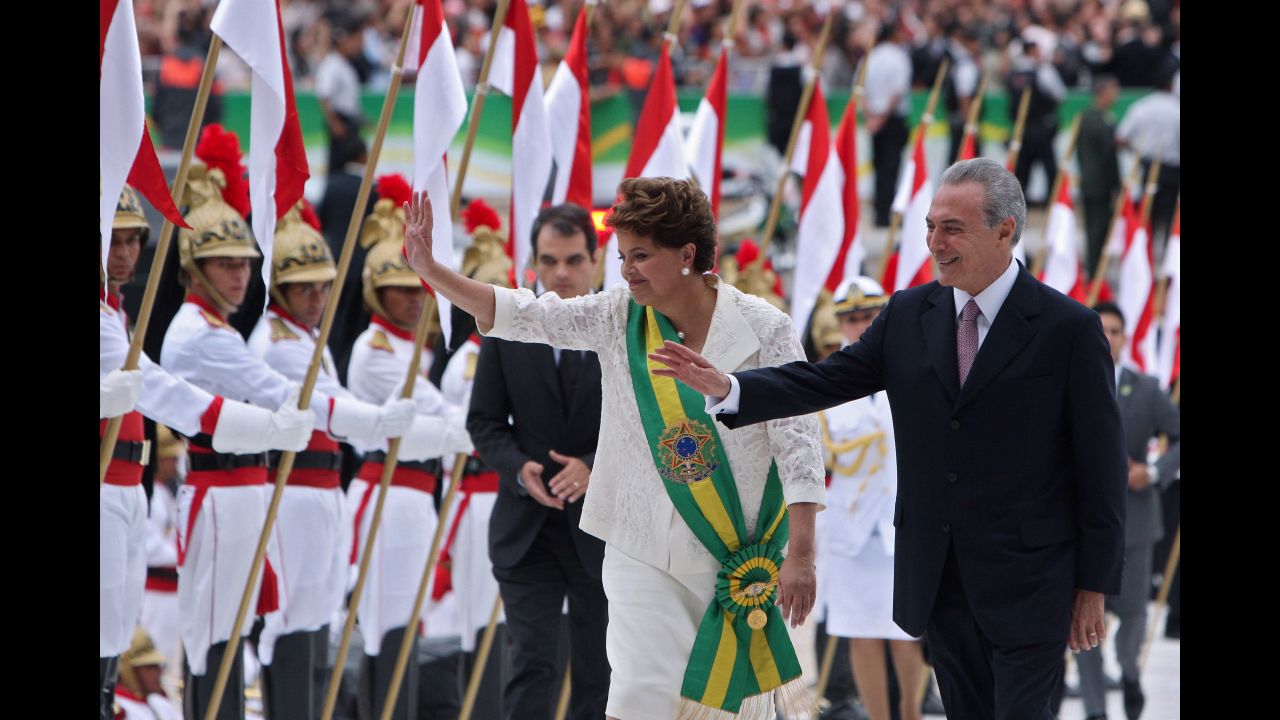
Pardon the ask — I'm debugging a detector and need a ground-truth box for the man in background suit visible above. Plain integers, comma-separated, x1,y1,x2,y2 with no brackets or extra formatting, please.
1074,302,1180,720
651,158,1128,719
466,204,610,720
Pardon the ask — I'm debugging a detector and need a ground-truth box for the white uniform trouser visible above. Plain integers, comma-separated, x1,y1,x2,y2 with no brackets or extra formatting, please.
101,484,148,657
437,491,502,651
259,485,350,665
176,484,268,675
345,479,454,656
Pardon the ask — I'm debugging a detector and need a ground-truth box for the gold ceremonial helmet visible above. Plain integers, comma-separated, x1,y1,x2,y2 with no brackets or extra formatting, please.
114,185,151,243
270,201,337,308
360,198,422,321
176,163,260,312
117,626,166,697
460,226,513,288
359,196,407,250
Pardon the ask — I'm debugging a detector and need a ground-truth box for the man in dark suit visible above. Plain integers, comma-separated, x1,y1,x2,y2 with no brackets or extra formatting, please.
466,204,609,720
1075,302,1180,720
650,158,1127,719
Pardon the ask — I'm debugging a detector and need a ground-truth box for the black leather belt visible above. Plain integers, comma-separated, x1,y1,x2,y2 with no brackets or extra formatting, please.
267,449,343,472
111,440,151,465
364,451,440,475
146,566,178,583
188,452,269,472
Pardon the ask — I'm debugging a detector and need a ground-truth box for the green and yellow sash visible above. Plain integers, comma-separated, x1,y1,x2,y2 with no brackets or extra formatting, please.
626,300,805,718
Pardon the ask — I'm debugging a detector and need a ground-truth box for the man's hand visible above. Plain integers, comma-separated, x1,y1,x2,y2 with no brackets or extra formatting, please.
520,460,564,510
648,341,732,397
546,450,590,504
1127,460,1151,491
1069,589,1106,653
402,190,437,278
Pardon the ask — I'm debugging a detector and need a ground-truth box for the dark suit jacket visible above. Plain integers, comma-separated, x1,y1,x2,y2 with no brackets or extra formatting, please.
467,337,606,576
1117,367,1180,547
721,265,1127,647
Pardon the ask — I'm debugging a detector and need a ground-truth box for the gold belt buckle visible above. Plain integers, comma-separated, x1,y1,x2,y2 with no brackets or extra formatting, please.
139,439,152,466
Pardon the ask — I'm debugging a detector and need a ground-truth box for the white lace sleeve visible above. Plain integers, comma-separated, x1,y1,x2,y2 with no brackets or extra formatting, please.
760,314,828,509
484,285,624,352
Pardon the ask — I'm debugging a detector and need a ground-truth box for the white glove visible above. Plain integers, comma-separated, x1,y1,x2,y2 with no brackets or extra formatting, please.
329,397,417,440
442,406,474,455
377,398,417,438
100,368,143,418
397,414,447,462
211,390,313,453
443,423,474,456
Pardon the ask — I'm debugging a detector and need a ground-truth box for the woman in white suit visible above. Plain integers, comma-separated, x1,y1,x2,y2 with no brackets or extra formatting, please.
401,178,826,720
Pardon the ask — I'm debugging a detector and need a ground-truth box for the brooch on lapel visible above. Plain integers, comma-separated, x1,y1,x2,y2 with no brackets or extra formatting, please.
1120,384,1133,397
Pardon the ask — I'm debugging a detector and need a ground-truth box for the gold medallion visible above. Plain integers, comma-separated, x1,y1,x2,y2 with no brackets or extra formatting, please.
747,608,768,630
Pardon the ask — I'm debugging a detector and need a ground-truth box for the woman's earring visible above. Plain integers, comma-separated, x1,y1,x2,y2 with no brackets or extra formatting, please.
681,267,691,276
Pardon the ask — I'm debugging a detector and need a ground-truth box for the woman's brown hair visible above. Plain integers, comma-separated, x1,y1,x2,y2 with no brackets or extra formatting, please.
605,177,717,272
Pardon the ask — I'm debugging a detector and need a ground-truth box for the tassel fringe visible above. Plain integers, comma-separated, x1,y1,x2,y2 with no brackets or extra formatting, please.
676,677,813,720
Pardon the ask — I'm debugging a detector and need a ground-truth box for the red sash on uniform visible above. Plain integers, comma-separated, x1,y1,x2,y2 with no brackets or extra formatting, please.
101,412,147,486
178,465,280,614
431,471,499,600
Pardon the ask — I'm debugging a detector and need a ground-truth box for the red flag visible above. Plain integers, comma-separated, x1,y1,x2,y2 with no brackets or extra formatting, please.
544,7,593,209
211,0,310,307
491,0,553,283
686,48,728,219
100,0,187,268
825,93,864,292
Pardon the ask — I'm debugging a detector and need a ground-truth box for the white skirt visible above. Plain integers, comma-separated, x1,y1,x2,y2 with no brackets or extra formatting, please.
824,537,916,641
601,544,785,720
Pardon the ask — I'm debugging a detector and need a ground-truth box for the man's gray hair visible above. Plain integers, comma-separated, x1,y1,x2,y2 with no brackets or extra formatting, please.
939,158,1026,246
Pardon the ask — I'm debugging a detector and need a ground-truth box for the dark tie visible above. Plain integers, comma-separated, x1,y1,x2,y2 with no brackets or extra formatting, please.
558,349,581,415
957,299,981,387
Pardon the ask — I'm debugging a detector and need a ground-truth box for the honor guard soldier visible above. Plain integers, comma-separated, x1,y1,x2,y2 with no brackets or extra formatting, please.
100,186,313,719
114,628,183,720
345,181,473,720
141,425,185,692
247,202,432,719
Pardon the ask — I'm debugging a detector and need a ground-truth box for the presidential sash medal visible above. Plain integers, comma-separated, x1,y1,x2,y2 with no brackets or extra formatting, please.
657,419,719,484
748,608,768,629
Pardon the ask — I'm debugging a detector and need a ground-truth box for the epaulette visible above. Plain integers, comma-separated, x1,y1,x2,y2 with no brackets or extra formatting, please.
368,330,395,353
270,318,300,342
198,308,227,328
463,351,478,381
